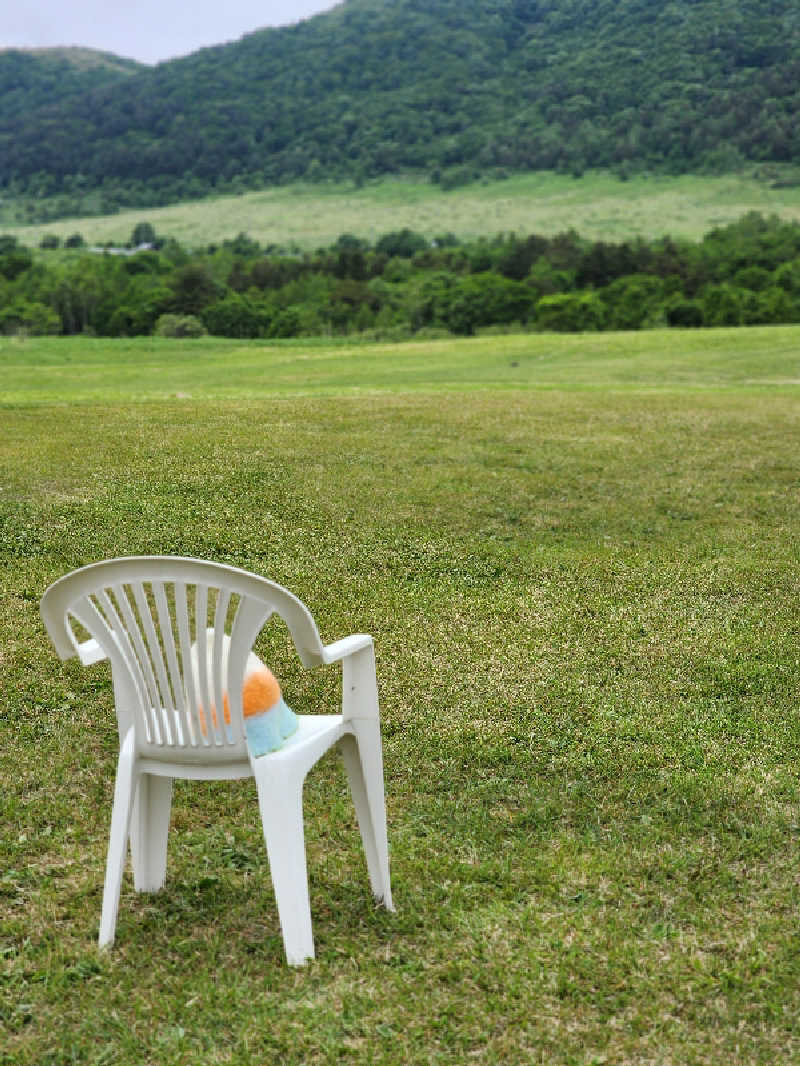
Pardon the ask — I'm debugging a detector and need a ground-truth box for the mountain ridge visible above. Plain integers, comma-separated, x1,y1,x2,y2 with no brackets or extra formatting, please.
0,46,144,73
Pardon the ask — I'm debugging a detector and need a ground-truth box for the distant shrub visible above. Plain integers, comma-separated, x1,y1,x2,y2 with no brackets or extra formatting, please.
123,251,168,276
0,299,60,335
268,306,303,338
734,265,772,292
334,233,367,250
602,274,666,330
64,233,85,248
202,294,267,338
666,300,704,328
39,234,61,250
169,262,222,314
375,228,428,258
0,244,33,280
383,257,413,283
775,257,800,294
536,291,606,332
413,326,452,340
702,283,746,327
130,221,157,247
438,166,480,191
223,231,260,256
154,313,207,338
443,273,537,335
757,286,800,324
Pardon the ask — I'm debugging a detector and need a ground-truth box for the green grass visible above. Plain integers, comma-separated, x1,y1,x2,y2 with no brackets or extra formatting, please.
1,328,800,1064
1,326,799,404
7,169,800,250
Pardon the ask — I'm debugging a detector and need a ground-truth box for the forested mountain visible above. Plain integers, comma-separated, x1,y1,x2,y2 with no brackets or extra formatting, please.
1,0,799,209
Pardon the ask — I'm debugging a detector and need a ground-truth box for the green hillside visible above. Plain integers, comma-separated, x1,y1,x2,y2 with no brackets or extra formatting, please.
9,171,800,251
0,0,799,213
0,47,143,123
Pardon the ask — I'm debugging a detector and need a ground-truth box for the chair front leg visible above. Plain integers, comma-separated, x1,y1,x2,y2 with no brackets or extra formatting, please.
99,729,138,948
252,762,315,965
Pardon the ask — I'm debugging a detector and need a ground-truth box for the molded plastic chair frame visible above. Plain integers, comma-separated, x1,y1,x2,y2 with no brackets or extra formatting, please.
40,556,393,965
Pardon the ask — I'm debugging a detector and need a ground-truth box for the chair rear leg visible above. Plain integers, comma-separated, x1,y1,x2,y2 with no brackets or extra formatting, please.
253,765,315,965
99,732,138,948
130,774,172,893
340,723,393,911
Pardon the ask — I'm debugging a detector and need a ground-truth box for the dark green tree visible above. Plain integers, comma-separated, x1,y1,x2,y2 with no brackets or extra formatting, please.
130,221,157,246
169,263,223,315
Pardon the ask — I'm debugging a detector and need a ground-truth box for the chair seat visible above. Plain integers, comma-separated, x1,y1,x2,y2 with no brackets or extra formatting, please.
260,713,347,758
138,714,348,779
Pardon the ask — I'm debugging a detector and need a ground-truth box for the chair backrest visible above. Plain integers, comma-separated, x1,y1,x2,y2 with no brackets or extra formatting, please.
40,557,326,762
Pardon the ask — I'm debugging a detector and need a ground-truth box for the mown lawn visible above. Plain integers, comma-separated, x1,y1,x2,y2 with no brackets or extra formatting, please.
1,328,799,1064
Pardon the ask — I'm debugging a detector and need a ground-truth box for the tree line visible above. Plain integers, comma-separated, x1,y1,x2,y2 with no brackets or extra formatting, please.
2,213,800,340
2,0,800,217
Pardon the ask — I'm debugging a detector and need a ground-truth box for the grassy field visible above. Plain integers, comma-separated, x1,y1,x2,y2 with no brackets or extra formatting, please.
1,327,800,1064
6,170,800,250
1,327,799,404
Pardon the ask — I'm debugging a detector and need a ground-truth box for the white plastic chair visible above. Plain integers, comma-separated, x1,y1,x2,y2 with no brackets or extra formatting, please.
40,556,393,965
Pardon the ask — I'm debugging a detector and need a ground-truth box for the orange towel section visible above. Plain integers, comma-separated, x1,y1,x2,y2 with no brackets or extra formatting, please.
243,668,282,718
198,666,282,735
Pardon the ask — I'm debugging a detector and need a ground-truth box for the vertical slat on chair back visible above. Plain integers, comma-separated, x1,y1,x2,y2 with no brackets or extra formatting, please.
42,557,328,756
69,576,264,754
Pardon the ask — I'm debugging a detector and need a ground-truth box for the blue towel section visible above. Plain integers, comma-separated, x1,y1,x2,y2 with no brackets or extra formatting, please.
245,697,299,757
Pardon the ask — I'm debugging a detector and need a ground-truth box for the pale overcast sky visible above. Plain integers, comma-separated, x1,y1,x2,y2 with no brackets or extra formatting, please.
1,1,342,65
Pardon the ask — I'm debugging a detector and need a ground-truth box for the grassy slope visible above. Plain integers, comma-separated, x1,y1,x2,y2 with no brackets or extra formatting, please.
6,170,800,250
1,327,798,404
1,328,800,1064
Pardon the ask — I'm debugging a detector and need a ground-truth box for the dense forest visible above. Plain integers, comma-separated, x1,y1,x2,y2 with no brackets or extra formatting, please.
1,0,799,216
2,213,800,339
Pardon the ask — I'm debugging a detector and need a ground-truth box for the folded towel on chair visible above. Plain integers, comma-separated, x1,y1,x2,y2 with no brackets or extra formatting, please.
191,632,299,757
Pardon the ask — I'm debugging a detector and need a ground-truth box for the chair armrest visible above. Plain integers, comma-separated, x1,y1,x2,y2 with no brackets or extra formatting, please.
321,634,373,665
77,638,108,666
